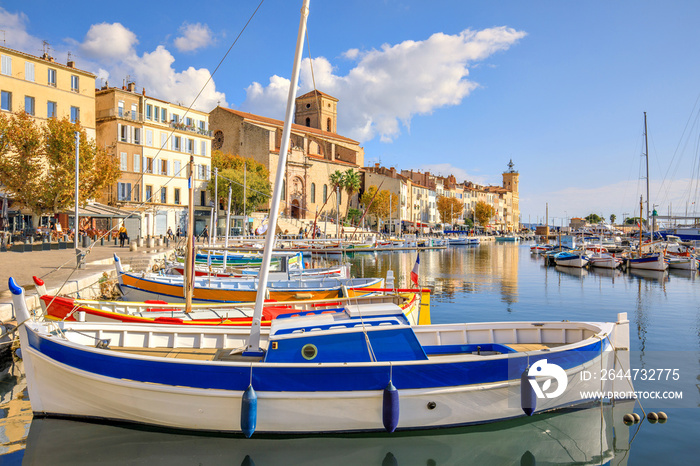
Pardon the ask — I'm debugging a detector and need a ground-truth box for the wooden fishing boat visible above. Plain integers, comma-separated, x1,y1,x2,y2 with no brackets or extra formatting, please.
10,280,630,435
115,255,383,303
33,277,429,327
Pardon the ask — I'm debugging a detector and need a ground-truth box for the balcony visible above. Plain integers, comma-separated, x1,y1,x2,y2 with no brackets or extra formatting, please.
170,120,211,137
96,108,144,122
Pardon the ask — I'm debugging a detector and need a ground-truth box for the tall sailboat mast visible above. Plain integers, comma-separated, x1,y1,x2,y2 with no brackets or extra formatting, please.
244,0,310,355
644,112,650,227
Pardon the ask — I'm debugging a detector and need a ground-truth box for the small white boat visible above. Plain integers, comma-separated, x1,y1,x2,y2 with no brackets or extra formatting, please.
588,252,623,269
628,253,668,271
665,255,697,271
553,251,590,268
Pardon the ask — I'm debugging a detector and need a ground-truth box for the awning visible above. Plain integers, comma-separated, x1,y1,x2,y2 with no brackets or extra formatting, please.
67,202,131,219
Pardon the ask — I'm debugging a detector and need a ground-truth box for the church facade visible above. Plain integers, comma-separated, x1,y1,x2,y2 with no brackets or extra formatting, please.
209,91,363,220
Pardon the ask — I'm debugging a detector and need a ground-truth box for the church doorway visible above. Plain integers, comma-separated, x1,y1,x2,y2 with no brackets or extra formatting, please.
291,199,301,219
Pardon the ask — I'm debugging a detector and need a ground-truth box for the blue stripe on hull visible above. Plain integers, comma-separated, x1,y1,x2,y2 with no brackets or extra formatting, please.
26,326,606,392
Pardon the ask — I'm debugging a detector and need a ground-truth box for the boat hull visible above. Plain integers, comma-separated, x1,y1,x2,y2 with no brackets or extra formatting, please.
628,254,668,271
17,318,626,434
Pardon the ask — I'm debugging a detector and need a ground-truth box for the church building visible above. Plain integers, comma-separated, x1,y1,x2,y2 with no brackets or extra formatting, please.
209,90,363,220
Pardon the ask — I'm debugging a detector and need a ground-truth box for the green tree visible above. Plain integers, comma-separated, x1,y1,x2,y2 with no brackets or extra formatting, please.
585,213,603,224
625,217,646,226
341,169,361,217
0,112,120,227
360,186,398,229
208,151,271,215
609,214,616,224
436,195,463,224
473,201,496,227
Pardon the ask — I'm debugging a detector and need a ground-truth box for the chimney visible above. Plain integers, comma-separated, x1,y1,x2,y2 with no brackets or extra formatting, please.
142,88,146,96
67,60,75,68
374,162,380,169
127,82,136,92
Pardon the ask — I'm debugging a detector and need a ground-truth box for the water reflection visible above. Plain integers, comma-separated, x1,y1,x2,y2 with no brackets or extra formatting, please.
22,402,633,466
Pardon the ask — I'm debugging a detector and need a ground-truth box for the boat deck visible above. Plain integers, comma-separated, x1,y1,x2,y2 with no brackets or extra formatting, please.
108,342,567,362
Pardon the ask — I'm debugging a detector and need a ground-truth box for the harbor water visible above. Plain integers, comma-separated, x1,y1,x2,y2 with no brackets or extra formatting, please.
1,241,698,464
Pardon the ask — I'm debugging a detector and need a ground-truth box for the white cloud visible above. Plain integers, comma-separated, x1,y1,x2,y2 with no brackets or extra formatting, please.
126,46,226,111
0,7,42,53
241,26,526,143
522,178,700,223
80,23,138,61
174,23,213,53
243,75,294,118
419,163,490,185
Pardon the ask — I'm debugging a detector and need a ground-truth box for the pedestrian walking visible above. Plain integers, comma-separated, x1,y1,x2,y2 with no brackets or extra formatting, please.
201,225,209,241
167,227,174,240
118,224,128,247
176,226,182,238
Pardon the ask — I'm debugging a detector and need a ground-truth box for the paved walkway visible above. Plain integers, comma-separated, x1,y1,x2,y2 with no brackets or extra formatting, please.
0,243,173,322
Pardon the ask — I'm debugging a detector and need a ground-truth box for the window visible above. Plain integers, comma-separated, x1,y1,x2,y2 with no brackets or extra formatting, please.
326,118,331,132
145,185,153,202
160,132,168,149
118,101,125,118
161,108,167,122
200,141,207,156
160,187,167,204
134,184,139,202
146,157,153,174
70,106,80,123
25,62,35,82
119,124,128,142
161,160,167,176
187,138,194,153
131,104,137,120
1,55,11,75
172,114,180,124
305,117,310,127
172,136,181,151
1,91,11,111
117,182,132,201
24,96,35,116
47,68,56,87
145,129,153,147
198,120,205,131
185,117,193,127
174,160,181,176
47,101,57,118
323,184,327,202
120,152,128,171
71,75,79,92
174,188,181,205
134,128,141,145
311,183,316,203
146,104,153,120
133,154,140,173
153,106,159,122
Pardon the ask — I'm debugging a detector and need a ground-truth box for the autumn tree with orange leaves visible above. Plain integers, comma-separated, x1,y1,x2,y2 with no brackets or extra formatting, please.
0,112,120,227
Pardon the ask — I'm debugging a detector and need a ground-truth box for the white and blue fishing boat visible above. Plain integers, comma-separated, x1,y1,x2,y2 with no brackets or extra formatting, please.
8,0,632,437
9,279,630,435
553,250,590,268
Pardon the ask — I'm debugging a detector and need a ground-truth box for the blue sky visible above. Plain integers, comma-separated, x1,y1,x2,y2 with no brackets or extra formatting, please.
3,0,700,225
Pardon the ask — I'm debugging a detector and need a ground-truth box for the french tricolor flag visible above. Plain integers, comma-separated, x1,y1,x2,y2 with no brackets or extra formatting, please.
410,254,420,286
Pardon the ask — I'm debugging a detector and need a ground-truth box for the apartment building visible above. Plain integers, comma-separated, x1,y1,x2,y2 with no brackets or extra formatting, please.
97,83,213,236
362,164,411,233
0,45,96,138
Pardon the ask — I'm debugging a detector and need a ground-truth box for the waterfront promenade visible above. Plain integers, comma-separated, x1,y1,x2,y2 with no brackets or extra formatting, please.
0,243,173,322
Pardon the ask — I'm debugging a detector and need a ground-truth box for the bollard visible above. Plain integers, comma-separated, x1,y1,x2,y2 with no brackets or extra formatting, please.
100,237,105,246
82,235,90,248
129,241,138,252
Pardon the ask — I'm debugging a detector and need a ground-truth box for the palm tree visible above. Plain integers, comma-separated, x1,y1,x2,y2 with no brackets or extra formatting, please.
342,169,361,218
328,169,343,211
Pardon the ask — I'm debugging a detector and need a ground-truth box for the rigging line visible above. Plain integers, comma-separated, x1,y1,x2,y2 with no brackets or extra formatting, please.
112,0,266,216
304,28,323,130
658,93,700,205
